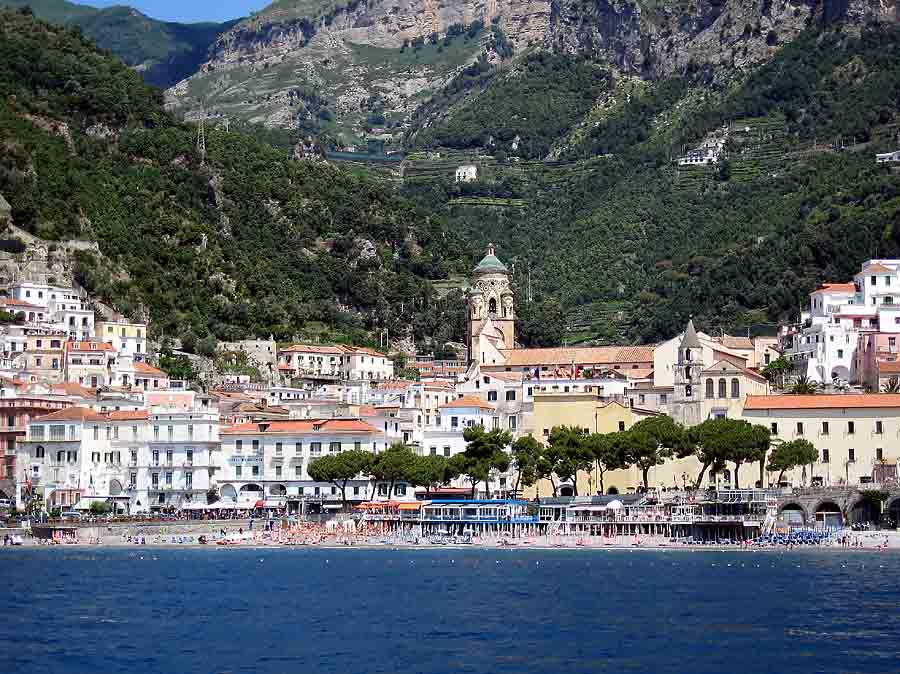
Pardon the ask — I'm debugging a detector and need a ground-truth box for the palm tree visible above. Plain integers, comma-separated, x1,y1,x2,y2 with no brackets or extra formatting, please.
882,377,900,393
789,375,819,395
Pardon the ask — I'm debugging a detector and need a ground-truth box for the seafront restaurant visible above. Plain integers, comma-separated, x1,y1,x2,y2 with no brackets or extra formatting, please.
356,499,538,536
537,490,778,541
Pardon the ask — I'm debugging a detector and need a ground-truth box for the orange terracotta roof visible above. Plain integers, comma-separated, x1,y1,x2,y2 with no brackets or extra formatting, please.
438,395,494,410
744,394,900,410
720,335,754,350
358,405,378,417
878,361,900,375
132,362,166,376
221,419,379,434
626,368,655,380
703,360,767,383
859,263,893,274
0,298,43,309
279,344,343,355
32,406,100,422
499,345,655,367
66,340,116,352
49,383,96,398
813,283,856,294
105,410,149,421
485,371,523,382
375,381,413,390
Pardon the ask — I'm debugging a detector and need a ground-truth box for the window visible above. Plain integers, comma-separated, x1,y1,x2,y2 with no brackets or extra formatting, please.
252,465,259,477
185,473,192,489
152,473,159,488
275,442,283,455
505,390,516,402
429,446,437,456
451,416,459,429
877,447,884,462
35,445,44,458
275,466,282,478
660,394,667,405
354,441,362,452
353,486,360,496
50,425,65,441
165,472,173,486
93,426,99,441
186,449,193,464
876,421,884,435
837,349,844,359
717,378,727,398
130,450,137,465
705,379,714,399
167,426,173,441
730,378,740,399
394,484,407,496
377,484,387,496
848,448,856,463
295,465,302,478
770,423,778,435
311,442,321,456
153,426,159,441
130,472,137,487
235,440,242,451
252,439,260,451
443,447,451,457
796,422,804,436
187,425,194,439
235,466,242,478
113,426,119,440
618,421,626,432
508,416,517,431
848,421,855,435
822,449,830,463
487,390,498,402
152,450,159,465
166,450,173,465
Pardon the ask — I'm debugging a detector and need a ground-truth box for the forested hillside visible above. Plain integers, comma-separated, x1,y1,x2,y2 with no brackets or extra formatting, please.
0,10,468,350
0,0,233,88
402,24,900,344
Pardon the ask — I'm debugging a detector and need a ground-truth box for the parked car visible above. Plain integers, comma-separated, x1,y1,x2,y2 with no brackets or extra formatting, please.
60,511,82,520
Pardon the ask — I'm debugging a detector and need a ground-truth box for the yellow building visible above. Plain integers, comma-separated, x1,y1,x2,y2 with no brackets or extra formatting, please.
528,391,662,497
95,319,148,361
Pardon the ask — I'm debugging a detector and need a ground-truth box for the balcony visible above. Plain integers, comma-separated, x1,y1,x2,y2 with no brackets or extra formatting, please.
183,460,193,468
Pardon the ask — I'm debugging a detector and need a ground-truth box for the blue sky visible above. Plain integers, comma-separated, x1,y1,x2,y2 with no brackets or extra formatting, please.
78,0,271,23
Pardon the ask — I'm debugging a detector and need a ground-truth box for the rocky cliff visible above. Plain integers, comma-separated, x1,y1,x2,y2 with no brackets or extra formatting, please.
167,0,899,136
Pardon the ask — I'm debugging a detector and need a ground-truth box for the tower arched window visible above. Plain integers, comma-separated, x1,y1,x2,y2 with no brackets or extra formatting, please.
705,379,714,399
718,378,727,398
488,298,497,315
731,378,740,399
685,349,692,362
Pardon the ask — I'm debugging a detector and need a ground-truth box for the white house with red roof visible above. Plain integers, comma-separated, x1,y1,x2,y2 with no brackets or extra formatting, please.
218,418,413,511
112,360,170,391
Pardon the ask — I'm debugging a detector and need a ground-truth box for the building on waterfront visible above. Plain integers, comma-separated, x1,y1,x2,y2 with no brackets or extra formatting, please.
742,394,900,487
218,418,413,513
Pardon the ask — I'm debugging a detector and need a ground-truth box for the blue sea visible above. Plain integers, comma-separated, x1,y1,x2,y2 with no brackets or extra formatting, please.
1,547,899,674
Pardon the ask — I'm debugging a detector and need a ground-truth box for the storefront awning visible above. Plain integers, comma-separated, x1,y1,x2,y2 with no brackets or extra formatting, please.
398,502,424,510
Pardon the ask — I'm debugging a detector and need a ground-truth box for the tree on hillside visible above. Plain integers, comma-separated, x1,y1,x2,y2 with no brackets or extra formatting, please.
767,439,818,486
585,432,627,496
368,444,416,501
510,435,543,497
307,450,373,512
458,426,512,498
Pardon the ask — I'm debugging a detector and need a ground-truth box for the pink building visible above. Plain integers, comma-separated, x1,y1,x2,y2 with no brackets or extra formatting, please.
857,332,900,391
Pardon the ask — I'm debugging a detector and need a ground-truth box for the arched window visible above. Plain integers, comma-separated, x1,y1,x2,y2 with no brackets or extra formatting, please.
718,378,727,398
35,446,45,458
488,298,497,314
731,378,740,398
57,450,65,463
685,348,692,362
705,379,714,399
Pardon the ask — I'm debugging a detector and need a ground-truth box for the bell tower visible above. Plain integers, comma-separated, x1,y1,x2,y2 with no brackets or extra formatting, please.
467,244,515,365
672,319,704,426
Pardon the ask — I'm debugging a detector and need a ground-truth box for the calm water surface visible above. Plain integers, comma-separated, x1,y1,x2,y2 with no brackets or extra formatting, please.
1,547,899,674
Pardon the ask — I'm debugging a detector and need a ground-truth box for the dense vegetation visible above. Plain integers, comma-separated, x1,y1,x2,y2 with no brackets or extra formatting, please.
0,0,233,88
0,10,470,351
403,24,900,344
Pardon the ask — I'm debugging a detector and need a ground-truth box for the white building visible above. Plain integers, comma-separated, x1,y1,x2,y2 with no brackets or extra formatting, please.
339,346,394,382
9,283,81,310
782,260,900,384
455,164,477,183
218,418,413,511
278,345,344,379
876,150,900,164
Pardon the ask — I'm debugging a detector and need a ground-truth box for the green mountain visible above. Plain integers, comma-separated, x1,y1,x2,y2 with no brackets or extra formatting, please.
0,9,468,350
0,0,234,88
400,24,900,344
